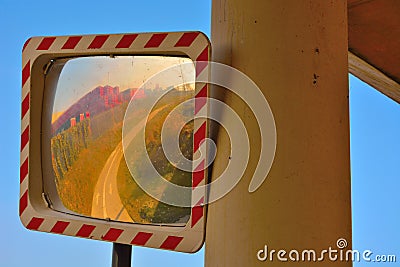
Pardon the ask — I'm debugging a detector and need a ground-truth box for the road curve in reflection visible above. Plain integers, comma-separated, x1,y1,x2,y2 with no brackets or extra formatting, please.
91,106,166,223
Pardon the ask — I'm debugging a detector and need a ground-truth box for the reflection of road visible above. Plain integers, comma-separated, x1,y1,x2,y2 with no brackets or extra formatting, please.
91,106,166,223
91,143,132,222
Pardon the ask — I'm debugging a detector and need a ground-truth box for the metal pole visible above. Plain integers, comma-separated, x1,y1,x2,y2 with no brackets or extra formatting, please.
112,243,132,267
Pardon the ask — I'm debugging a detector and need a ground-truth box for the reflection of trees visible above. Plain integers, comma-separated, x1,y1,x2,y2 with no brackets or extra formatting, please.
51,103,127,185
51,102,134,216
51,119,90,182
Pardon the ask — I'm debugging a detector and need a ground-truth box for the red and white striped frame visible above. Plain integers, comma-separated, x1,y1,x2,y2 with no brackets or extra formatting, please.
20,32,210,252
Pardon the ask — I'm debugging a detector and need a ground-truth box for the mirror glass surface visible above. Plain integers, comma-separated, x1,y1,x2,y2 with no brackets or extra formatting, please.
50,56,194,225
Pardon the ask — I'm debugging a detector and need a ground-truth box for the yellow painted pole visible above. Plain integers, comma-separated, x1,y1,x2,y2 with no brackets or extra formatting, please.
206,1,352,266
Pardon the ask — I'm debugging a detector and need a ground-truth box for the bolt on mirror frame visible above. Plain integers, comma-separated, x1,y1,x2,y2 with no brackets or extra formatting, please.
20,32,210,252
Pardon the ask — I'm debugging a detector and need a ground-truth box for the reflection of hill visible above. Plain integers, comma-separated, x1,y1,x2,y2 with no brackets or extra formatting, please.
52,85,145,135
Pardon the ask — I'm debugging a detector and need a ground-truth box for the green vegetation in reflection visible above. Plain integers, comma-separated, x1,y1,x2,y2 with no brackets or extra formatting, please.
117,91,193,224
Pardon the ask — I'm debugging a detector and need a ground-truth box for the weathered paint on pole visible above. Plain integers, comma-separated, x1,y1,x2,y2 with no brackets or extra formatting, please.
206,1,352,266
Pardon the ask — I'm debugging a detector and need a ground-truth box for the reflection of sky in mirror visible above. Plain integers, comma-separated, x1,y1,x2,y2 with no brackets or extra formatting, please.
53,56,194,114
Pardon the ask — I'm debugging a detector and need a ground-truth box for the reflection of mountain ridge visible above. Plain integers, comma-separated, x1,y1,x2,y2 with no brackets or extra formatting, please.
52,85,145,135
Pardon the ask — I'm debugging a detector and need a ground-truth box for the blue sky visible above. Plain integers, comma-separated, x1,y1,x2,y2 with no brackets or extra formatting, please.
350,76,400,266
53,56,193,114
0,0,399,266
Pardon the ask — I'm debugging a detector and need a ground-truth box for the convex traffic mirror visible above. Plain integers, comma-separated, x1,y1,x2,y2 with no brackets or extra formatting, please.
20,32,210,252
